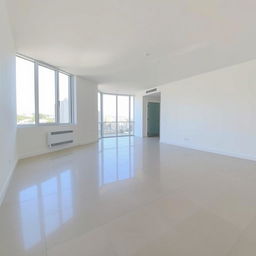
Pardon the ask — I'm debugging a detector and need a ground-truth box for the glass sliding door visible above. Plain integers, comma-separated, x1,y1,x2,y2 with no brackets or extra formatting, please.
99,92,134,138
117,95,130,136
130,96,134,135
98,92,102,138
102,94,117,137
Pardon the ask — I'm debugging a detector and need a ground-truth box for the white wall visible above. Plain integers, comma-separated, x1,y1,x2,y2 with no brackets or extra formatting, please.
0,0,17,204
134,92,143,137
17,76,98,159
160,60,256,161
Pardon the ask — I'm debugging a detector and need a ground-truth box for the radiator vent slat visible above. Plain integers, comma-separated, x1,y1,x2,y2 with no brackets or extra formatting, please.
51,130,73,135
48,130,74,148
51,140,73,147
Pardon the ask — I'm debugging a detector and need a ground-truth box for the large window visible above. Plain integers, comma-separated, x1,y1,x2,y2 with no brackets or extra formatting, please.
59,72,71,124
103,94,117,137
38,65,56,123
98,93,134,138
16,57,35,124
117,95,129,136
16,56,73,125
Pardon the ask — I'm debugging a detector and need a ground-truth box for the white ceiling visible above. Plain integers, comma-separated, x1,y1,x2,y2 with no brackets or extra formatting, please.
6,0,256,93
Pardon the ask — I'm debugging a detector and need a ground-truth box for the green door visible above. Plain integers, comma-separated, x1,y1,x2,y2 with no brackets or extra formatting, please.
147,102,160,137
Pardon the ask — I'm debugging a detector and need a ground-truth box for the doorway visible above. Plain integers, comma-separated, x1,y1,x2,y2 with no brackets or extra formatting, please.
143,92,161,137
147,102,160,137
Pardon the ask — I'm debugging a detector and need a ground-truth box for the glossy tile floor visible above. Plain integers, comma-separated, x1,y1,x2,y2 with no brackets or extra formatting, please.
1,137,256,256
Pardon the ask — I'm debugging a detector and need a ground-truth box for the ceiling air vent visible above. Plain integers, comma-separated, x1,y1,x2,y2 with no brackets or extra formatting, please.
146,88,157,94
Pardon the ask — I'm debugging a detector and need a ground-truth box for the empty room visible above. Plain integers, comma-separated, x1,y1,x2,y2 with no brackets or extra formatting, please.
1,0,256,255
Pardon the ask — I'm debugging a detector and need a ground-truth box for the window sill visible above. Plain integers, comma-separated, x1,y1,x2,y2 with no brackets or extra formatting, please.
17,123,75,128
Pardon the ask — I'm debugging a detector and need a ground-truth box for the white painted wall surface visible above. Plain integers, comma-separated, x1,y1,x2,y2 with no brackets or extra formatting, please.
0,0,17,204
134,93,143,137
17,76,98,159
160,60,256,161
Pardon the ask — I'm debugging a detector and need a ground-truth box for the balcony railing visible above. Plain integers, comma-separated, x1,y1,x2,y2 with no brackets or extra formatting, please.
98,122,134,138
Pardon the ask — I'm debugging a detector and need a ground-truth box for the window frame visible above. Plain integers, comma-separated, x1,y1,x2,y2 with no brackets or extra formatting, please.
98,91,134,138
57,71,73,125
16,54,74,127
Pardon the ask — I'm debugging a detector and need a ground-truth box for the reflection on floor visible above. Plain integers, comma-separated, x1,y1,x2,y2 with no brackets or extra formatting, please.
99,137,134,185
1,137,256,256
19,170,73,249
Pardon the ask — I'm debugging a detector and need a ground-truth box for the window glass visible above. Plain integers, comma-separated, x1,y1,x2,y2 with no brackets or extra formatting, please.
130,96,134,135
130,96,134,121
103,94,116,122
118,96,129,122
103,94,116,137
98,92,101,122
59,73,70,123
100,93,134,137
118,122,130,136
38,66,56,123
16,56,73,126
118,96,129,136
129,122,134,135
16,57,35,125
98,93,102,138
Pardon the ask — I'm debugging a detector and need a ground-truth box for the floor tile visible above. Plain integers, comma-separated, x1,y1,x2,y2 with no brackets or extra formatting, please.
135,210,241,256
0,137,255,256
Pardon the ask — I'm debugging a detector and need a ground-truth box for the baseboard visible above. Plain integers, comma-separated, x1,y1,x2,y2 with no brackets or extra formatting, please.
160,140,256,162
18,139,98,160
0,159,17,206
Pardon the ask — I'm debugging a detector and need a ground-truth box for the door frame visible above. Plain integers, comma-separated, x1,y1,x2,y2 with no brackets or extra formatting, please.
142,92,161,137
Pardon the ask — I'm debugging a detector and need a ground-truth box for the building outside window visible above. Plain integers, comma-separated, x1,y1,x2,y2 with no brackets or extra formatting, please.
98,92,134,138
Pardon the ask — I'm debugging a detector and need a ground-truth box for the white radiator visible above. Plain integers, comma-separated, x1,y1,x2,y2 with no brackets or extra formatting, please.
47,130,74,148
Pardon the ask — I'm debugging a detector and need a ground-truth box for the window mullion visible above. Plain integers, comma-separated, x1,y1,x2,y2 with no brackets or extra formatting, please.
68,76,72,124
34,62,39,125
129,96,131,136
100,92,103,138
116,95,118,137
55,71,59,124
